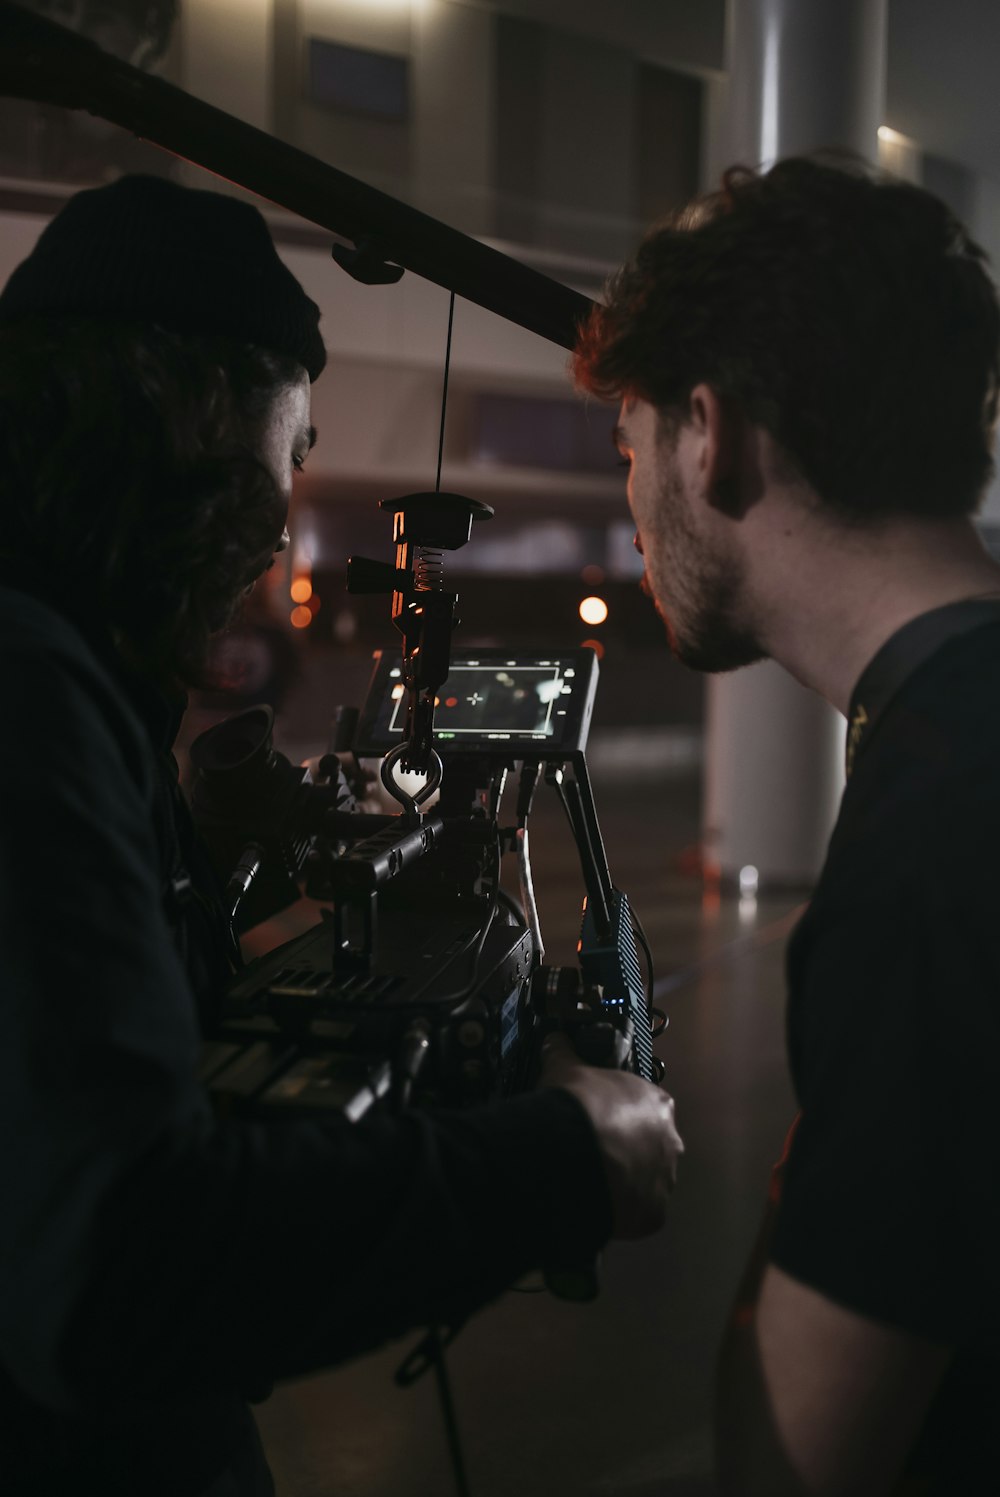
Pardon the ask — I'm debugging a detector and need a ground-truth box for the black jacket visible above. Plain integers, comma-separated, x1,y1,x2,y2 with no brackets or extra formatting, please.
0,581,611,1495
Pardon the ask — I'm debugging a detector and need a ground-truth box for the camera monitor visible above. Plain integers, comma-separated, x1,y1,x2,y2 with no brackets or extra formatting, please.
354,647,599,760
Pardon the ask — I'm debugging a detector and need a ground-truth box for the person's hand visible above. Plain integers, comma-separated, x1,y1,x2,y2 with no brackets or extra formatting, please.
538,1032,683,1238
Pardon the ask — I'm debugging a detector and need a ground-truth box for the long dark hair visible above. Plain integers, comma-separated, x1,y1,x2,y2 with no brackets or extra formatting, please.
0,318,303,685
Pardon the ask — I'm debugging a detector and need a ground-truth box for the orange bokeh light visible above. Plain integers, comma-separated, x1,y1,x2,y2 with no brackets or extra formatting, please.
290,577,312,603
290,604,313,629
581,638,605,659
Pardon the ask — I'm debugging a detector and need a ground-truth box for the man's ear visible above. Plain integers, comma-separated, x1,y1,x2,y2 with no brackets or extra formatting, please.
687,383,747,517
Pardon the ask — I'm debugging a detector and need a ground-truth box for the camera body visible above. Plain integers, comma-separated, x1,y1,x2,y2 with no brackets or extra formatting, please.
193,490,658,1121
193,645,655,1119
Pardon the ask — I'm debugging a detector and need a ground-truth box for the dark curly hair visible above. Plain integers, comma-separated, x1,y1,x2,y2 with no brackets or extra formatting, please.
574,156,1000,521
0,319,303,685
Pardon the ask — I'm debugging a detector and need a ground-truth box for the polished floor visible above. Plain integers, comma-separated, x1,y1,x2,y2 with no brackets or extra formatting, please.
250,771,805,1497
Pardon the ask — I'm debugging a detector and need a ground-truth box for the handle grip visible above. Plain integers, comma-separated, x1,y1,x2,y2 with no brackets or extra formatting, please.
541,1011,634,1302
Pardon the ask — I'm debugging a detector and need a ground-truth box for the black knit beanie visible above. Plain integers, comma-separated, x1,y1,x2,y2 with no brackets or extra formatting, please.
0,173,327,381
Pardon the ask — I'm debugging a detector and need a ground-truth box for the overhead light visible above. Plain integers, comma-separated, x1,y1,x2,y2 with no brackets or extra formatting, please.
878,125,909,145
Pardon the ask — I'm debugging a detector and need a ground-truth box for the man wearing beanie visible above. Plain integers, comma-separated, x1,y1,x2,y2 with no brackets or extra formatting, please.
0,175,681,1496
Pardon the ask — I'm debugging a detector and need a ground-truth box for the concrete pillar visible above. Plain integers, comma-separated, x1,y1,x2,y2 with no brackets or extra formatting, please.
726,0,886,169
703,0,888,887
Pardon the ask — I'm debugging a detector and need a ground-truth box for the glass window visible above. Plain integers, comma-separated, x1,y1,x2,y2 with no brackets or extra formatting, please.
307,37,409,122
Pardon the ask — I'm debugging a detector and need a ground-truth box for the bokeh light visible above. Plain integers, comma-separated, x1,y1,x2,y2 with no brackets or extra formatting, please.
579,595,609,626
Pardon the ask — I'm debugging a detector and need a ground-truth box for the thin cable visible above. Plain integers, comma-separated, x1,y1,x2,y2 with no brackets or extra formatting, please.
497,887,527,927
394,1326,472,1496
429,834,502,1007
429,1326,472,1497
435,291,456,492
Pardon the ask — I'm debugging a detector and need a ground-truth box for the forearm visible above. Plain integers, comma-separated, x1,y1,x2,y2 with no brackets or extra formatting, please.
715,1209,800,1497
716,1306,798,1497
17,1089,610,1410
715,1262,952,1497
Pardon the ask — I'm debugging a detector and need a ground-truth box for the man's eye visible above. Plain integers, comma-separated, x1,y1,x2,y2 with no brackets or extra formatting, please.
292,455,307,473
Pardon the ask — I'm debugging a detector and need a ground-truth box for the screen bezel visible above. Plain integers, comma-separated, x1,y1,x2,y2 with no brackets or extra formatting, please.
353,647,600,760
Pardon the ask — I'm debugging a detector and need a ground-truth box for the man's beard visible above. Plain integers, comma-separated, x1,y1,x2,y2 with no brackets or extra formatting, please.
641,472,765,674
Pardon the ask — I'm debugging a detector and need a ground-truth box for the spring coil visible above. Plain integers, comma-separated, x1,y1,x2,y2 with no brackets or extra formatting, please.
413,546,444,591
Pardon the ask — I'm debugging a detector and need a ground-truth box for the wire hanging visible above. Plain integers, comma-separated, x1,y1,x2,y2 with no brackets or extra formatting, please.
435,291,456,493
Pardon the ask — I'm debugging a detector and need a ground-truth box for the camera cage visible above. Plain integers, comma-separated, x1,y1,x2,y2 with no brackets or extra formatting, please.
193,489,661,1122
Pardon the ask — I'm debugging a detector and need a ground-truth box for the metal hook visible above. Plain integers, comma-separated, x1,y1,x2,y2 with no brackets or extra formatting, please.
380,741,443,821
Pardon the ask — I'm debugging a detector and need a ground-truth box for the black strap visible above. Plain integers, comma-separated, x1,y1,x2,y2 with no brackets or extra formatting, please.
846,598,1000,778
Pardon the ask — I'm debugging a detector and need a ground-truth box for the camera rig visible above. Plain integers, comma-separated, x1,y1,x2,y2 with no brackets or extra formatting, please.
192,490,662,1123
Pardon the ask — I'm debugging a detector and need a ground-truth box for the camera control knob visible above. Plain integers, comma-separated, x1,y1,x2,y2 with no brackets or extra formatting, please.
457,1020,486,1049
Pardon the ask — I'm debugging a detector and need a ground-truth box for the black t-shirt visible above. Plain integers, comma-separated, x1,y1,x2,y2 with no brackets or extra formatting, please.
0,584,612,1494
772,618,1000,1489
